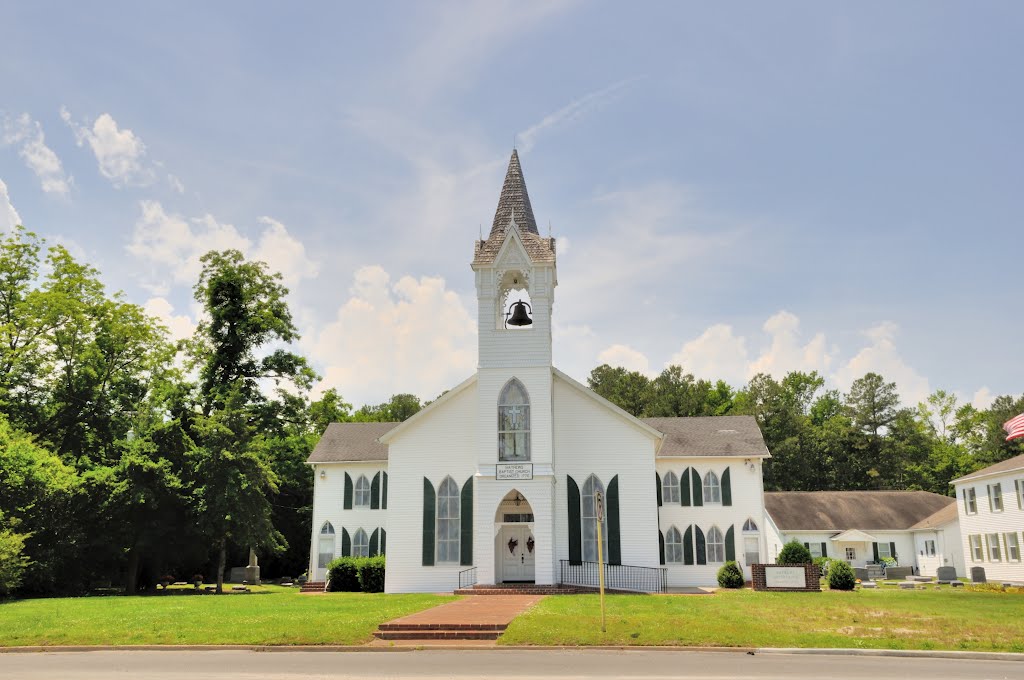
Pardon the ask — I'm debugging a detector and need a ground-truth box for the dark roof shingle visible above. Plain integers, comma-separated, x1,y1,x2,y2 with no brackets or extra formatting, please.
765,491,955,531
306,422,398,463
644,415,769,457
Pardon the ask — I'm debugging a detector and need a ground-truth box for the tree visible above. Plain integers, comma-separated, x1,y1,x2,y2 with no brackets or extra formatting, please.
188,250,316,593
587,364,651,416
0,517,29,596
845,373,900,437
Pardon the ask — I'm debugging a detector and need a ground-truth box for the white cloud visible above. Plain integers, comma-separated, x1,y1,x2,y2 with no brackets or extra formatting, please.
747,310,833,378
2,113,72,194
310,266,477,405
669,323,750,386
61,108,154,187
167,174,185,194
128,201,318,290
0,179,21,231
143,297,196,342
518,78,638,153
597,343,651,375
971,387,995,410
825,322,930,406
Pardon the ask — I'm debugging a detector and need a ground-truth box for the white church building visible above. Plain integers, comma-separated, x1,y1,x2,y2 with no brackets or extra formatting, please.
306,151,773,593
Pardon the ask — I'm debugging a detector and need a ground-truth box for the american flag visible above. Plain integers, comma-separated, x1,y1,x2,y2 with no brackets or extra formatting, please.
1005,413,1024,442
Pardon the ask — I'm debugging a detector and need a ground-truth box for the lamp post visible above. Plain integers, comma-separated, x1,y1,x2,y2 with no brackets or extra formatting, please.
595,490,606,633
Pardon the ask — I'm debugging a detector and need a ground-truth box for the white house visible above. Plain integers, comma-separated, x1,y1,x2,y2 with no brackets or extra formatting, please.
952,453,1024,583
306,151,773,593
763,491,963,577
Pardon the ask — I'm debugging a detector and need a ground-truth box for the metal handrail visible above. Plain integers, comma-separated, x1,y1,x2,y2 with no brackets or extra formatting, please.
558,560,667,593
458,566,478,590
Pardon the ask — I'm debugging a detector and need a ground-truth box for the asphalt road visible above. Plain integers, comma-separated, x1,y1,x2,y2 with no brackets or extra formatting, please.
0,649,1019,680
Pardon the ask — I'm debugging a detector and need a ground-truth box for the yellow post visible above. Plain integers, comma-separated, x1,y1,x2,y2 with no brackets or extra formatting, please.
595,491,606,633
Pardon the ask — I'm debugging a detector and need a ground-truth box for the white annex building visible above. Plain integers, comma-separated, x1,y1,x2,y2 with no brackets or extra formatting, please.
306,152,773,593
952,453,1024,583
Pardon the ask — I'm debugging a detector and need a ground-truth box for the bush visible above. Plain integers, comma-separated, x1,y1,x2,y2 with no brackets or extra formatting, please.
357,556,386,593
326,557,361,592
813,556,834,578
0,527,29,596
777,540,812,565
716,561,744,588
827,560,856,591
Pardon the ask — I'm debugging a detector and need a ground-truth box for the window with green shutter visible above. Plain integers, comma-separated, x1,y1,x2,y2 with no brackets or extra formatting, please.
460,476,473,566
567,475,581,564
343,473,353,510
422,478,435,566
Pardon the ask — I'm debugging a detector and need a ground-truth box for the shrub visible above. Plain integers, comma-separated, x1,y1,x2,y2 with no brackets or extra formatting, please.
777,540,812,565
357,556,386,593
327,557,361,592
828,560,856,590
0,527,29,596
716,561,744,589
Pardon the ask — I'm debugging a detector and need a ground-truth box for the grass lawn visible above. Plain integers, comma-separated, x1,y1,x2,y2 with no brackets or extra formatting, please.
500,588,1024,652
0,586,455,647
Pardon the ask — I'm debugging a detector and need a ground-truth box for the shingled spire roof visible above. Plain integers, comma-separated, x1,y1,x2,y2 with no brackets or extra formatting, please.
490,149,539,237
473,150,555,267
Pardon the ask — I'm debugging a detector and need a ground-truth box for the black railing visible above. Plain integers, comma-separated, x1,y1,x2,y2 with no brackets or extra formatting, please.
559,560,667,593
458,566,478,590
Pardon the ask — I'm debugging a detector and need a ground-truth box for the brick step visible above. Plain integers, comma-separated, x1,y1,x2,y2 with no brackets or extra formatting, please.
378,623,507,631
374,629,502,641
299,581,326,593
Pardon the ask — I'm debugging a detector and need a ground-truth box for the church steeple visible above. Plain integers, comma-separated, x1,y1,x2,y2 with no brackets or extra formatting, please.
490,150,539,237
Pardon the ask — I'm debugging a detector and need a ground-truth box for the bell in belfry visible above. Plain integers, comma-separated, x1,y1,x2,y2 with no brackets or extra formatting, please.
505,300,533,327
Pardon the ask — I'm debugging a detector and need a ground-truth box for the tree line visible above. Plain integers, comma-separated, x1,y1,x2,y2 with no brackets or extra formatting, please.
587,364,1023,493
1,225,1020,596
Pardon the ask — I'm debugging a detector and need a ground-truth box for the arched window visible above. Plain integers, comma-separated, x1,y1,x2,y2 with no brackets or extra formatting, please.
352,528,369,557
581,474,608,562
436,477,460,563
662,471,679,504
354,475,371,507
498,379,531,461
742,519,760,566
703,471,721,504
317,522,335,568
665,526,683,563
707,526,725,563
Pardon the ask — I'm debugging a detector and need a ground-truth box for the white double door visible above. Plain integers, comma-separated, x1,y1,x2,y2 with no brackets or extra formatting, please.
499,525,535,583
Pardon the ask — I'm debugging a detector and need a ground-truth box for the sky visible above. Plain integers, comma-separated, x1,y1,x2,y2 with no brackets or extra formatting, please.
1,1,1020,410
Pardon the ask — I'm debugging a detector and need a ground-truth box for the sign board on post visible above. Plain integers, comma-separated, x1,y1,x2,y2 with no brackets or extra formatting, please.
496,463,533,480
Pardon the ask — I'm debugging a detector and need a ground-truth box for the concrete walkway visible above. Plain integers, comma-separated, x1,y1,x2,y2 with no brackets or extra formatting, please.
373,595,544,642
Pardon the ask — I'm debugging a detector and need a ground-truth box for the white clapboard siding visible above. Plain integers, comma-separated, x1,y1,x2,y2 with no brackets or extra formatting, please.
955,471,1024,582
308,461,388,581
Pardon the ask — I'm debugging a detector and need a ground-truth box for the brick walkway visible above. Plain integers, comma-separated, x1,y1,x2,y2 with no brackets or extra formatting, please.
373,594,544,642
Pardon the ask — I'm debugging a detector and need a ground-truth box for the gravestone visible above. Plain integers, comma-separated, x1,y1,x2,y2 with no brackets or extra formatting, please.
970,566,986,583
854,568,870,582
885,566,912,580
936,566,957,583
244,548,261,585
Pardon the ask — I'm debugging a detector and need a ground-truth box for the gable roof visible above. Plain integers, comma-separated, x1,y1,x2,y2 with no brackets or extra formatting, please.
910,502,959,530
644,416,769,458
764,491,955,531
306,422,397,463
951,453,1024,484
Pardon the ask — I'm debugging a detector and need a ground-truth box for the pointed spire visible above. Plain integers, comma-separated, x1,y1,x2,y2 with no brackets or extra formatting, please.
490,149,539,237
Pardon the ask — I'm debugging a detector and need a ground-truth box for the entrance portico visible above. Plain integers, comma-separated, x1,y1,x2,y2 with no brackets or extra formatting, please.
495,489,536,583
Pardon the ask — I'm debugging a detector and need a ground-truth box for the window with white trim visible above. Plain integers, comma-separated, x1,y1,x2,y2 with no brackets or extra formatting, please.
662,471,679,504
317,522,336,568
987,533,1001,561
665,526,683,563
354,475,371,507
742,519,758,532
808,542,822,559
1016,479,1024,510
352,528,369,557
707,526,725,564
582,474,608,562
964,488,977,515
743,536,759,566
1005,533,1020,562
923,540,936,556
970,535,983,561
702,471,721,505
988,483,1003,513
845,547,856,561
436,477,460,563
877,542,892,560
498,379,530,461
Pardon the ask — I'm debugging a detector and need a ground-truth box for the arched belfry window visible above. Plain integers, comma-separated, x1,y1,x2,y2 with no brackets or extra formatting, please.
498,379,530,461
317,522,335,568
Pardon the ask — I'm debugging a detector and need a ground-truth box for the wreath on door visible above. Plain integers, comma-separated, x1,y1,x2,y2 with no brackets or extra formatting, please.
507,537,519,554
527,536,535,553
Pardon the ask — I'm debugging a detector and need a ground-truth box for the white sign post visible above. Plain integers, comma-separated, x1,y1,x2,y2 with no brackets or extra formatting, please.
595,491,606,633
